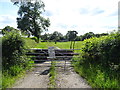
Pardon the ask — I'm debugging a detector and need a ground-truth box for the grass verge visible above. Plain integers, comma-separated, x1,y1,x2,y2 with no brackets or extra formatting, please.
73,61,120,88
2,62,33,89
49,61,56,88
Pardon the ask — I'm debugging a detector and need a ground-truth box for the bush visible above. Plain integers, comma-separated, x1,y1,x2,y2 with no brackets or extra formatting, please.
2,31,34,89
2,30,28,70
82,32,120,68
73,31,120,88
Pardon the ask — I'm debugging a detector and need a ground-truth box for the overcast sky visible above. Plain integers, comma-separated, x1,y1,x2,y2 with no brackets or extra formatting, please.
0,0,119,35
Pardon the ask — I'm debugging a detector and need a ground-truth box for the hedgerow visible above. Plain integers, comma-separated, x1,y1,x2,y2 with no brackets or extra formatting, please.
2,30,32,89
73,31,120,88
2,30,29,70
83,31,120,69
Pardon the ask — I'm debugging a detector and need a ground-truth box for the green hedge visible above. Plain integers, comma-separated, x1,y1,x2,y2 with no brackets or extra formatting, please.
73,31,120,88
2,30,33,89
2,30,29,71
82,32,120,68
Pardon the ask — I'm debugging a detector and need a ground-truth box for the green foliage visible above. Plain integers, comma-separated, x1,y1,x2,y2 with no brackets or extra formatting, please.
49,31,63,42
41,33,49,41
2,74,15,89
23,37,38,48
66,30,78,49
49,61,56,88
78,32,108,41
30,37,39,43
9,65,23,76
66,30,78,41
73,31,120,88
2,31,28,70
73,62,119,88
82,32,120,67
16,1,50,42
2,31,34,89
2,65,28,89
2,26,18,35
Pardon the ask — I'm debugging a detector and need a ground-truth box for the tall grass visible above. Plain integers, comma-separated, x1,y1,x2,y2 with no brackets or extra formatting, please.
49,61,56,88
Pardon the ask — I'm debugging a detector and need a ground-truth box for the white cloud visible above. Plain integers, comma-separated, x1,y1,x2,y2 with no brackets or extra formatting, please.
42,0,119,35
0,15,17,29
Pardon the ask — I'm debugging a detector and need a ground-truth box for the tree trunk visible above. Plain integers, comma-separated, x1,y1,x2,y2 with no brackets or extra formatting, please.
37,36,39,43
73,40,75,51
55,41,57,44
28,34,30,38
70,41,73,49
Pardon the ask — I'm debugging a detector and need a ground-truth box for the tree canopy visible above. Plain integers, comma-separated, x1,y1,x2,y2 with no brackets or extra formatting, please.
66,30,78,41
50,31,63,40
16,1,50,42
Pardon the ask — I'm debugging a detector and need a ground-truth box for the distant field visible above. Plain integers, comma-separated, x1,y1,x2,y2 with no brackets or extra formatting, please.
35,41,84,50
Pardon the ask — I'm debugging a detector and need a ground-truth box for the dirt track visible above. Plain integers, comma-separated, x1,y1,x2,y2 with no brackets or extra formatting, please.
12,62,51,88
56,61,91,88
12,61,91,88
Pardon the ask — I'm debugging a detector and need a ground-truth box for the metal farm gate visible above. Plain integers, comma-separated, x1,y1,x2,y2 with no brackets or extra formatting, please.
26,47,80,69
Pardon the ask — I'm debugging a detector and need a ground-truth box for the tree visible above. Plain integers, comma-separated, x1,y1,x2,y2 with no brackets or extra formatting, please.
15,1,50,42
66,30,78,49
41,33,49,41
83,32,94,39
49,31,63,44
78,32,108,41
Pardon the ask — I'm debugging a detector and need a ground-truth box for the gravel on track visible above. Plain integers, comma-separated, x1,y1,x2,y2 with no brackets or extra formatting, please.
55,61,91,88
12,61,91,88
12,62,51,88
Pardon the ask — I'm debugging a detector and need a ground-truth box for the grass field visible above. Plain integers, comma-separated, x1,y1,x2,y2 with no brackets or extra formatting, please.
35,41,84,50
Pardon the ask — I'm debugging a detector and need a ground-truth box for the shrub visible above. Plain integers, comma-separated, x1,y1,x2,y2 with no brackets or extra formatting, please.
9,65,23,76
73,31,120,88
82,32,120,69
2,30,28,70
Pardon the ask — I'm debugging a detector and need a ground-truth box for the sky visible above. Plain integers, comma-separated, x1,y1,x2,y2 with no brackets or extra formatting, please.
0,0,119,35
